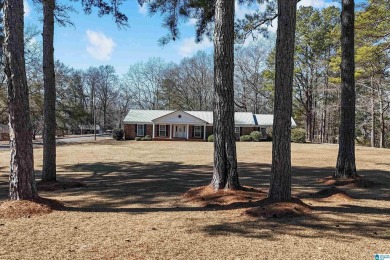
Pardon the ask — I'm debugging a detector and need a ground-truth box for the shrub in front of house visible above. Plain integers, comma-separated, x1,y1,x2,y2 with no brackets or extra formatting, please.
291,128,306,143
250,131,262,142
240,135,252,142
142,135,152,141
135,137,142,141
112,128,124,141
207,135,214,142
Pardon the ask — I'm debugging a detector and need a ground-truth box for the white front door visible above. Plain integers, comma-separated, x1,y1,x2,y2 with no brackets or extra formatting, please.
174,125,186,138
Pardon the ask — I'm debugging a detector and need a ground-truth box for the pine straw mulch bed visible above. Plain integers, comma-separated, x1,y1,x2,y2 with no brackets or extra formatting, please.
183,185,312,218
318,175,379,188
0,197,63,219
183,185,267,208
312,186,355,201
245,198,312,218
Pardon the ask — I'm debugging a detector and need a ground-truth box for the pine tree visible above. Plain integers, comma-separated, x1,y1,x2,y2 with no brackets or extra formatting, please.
334,0,357,178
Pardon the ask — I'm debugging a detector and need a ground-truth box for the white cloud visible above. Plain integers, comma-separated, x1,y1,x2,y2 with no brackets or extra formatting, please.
186,18,198,26
235,0,266,20
27,37,37,46
24,0,31,17
138,4,148,15
298,0,339,9
86,30,116,61
179,37,213,57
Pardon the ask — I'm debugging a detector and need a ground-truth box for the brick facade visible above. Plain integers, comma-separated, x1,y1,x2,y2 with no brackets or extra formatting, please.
124,124,136,140
146,125,153,136
241,127,259,136
188,125,206,140
124,123,260,141
0,133,10,141
124,124,153,140
206,126,213,138
155,124,171,139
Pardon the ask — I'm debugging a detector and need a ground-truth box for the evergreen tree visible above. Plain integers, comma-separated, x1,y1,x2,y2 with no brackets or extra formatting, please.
334,0,357,178
268,0,297,201
3,0,38,199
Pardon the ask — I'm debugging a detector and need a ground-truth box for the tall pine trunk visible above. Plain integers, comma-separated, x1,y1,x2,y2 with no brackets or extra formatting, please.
378,87,385,148
268,0,297,202
42,0,57,181
370,82,375,148
4,0,38,200
211,0,239,190
334,0,357,178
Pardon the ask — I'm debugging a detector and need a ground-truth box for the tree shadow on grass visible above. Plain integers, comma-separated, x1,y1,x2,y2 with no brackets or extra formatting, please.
21,160,388,207
201,207,390,241
0,159,389,241
0,160,388,206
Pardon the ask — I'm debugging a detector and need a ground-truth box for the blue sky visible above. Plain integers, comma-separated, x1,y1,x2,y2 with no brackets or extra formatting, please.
24,0,343,75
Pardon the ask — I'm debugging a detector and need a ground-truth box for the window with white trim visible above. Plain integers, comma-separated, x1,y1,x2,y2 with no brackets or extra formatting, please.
159,125,167,137
194,126,202,138
137,124,144,136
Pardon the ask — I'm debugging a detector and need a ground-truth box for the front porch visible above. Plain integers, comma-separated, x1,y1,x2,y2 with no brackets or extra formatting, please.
152,137,206,142
152,123,207,141
151,111,208,141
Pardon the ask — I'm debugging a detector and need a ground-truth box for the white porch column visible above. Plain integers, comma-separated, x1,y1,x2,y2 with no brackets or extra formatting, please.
170,124,172,138
204,124,206,140
186,124,189,139
152,123,155,138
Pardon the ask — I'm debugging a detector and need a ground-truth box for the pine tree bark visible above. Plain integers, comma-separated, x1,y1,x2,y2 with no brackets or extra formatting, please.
4,0,38,199
334,0,357,178
370,83,375,148
268,0,297,202
211,0,240,190
42,0,57,181
378,86,385,148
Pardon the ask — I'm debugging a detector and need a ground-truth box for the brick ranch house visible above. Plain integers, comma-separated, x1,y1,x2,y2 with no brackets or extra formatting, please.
123,110,297,141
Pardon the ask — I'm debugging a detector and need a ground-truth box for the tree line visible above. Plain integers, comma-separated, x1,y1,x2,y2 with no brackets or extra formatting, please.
0,0,381,203
3,3,387,149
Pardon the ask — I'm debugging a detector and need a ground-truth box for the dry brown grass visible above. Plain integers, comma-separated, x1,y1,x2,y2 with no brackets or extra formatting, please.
37,180,87,191
0,140,389,259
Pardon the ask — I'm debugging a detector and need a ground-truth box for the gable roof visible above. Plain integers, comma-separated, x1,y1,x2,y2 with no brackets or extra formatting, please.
124,110,173,124
152,111,208,124
123,110,296,127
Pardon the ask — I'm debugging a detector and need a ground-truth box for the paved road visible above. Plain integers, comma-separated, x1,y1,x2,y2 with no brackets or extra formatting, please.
56,134,111,143
0,134,111,150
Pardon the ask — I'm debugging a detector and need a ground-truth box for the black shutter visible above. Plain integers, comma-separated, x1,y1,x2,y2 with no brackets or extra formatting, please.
156,124,159,137
201,126,204,139
144,124,146,136
135,124,138,136
192,126,195,138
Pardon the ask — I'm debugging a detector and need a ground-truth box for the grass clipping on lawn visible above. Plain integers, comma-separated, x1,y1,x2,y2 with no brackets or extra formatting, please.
0,197,63,219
